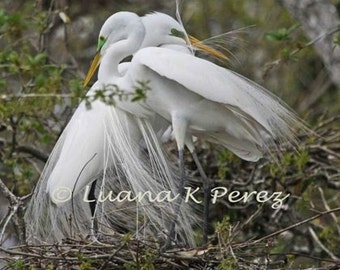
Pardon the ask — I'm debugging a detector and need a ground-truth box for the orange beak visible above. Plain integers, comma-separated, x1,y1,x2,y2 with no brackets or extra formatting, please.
83,51,101,87
189,35,228,62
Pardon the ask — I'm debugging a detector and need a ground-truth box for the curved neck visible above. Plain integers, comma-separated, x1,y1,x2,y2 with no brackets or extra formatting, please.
98,27,145,83
98,40,130,82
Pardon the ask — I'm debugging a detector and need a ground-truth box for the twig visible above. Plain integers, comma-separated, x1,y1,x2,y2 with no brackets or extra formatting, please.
310,145,340,159
315,115,340,130
0,245,130,263
236,207,340,248
264,26,340,76
0,178,18,207
99,242,129,270
308,226,339,261
0,178,19,245
318,187,340,235
0,178,28,244
0,93,72,100
16,145,49,162
270,251,338,264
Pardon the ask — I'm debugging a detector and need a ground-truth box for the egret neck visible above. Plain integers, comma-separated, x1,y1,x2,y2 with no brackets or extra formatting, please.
98,30,145,82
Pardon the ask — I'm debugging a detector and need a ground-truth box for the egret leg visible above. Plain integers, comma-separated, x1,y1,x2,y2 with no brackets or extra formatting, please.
191,150,210,245
88,180,98,234
161,116,190,250
88,180,97,216
162,148,186,250
185,137,210,245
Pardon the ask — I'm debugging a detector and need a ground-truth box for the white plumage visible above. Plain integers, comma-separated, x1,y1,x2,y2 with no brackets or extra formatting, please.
25,10,308,247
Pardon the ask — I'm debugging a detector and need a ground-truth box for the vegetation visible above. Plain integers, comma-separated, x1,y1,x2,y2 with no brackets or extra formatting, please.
0,0,339,269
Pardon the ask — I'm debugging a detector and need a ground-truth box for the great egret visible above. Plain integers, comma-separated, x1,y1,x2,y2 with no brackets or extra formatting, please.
25,12,209,246
84,11,309,247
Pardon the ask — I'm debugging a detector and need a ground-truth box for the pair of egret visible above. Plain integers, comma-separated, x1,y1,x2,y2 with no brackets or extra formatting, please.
25,11,306,247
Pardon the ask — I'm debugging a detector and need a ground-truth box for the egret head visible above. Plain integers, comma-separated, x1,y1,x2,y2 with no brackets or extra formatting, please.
142,12,228,61
84,12,145,86
98,12,145,54
141,12,187,48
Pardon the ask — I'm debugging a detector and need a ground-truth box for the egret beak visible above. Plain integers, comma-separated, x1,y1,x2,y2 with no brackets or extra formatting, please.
83,52,101,87
189,35,228,62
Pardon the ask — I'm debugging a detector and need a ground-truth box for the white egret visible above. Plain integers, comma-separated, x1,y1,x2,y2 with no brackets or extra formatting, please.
84,12,309,247
25,12,211,246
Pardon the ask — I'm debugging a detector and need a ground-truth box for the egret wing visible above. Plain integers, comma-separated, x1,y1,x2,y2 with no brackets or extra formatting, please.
134,47,305,145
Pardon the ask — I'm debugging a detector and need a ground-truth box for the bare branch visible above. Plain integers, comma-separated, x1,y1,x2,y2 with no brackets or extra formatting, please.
16,145,48,162
236,207,340,248
308,226,339,261
0,178,28,245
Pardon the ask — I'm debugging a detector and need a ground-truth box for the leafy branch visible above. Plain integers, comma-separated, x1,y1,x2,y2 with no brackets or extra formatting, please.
263,26,340,77
83,81,151,108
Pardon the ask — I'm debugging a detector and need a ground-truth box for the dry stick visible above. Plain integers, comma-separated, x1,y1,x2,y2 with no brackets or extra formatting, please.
315,115,340,130
0,207,17,245
0,178,20,243
318,187,340,235
0,245,130,264
236,207,340,248
16,145,49,162
0,178,18,206
0,178,30,244
99,242,129,270
308,226,339,261
0,93,72,100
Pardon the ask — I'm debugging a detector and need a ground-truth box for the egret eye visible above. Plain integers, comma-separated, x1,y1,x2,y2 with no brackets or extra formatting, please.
97,36,107,50
170,28,185,39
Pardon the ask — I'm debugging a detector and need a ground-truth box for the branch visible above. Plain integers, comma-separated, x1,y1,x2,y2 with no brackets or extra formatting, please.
236,207,340,248
0,178,19,206
308,226,339,261
0,178,28,245
0,93,72,100
318,187,340,235
16,145,48,162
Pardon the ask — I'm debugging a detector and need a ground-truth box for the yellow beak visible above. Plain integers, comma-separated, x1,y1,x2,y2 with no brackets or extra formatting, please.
83,51,101,87
189,35,228,62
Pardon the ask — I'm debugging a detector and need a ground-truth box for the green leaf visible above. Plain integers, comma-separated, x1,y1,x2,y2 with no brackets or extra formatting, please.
265,28,290,41
265,24,300,41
